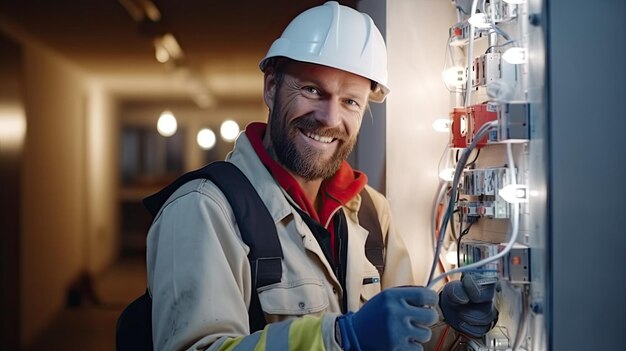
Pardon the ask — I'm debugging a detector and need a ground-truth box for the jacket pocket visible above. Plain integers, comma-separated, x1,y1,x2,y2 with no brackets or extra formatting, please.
258,279,329,315
360,268,382,304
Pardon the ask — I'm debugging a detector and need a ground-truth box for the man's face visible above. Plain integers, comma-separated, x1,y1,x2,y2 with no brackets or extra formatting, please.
264,61,370,181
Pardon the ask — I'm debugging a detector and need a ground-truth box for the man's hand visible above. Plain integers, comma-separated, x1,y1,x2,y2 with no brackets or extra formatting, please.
439,273,499,338
336,286,439,351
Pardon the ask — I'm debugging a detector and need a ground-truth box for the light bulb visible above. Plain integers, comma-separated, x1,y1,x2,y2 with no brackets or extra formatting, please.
197,128,216,150
498,184,528,203
432,119,451,133
439,168,455,182
157,110,177,137
502,47,527,64
442,66,466,88
220,120,240,142
468,13,491,29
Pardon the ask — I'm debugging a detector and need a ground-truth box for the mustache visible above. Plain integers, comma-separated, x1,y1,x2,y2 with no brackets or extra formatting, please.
291,116,348,140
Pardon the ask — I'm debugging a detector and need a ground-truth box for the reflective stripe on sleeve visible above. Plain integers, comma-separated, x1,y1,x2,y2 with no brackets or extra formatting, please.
266,319,292,350
217,331,262,351
217,317,325,351
288,316,325,350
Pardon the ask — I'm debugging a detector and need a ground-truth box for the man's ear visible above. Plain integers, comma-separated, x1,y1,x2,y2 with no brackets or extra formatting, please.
263,70,277,109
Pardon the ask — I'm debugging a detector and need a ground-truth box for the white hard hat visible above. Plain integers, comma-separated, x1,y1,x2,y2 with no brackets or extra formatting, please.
259,1,389,103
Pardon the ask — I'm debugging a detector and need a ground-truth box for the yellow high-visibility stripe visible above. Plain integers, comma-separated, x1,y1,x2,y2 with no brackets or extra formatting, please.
288,316,325,350
217,316,325,351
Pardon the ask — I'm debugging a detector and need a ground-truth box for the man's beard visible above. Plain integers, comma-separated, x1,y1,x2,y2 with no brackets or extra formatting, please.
268,101,357,181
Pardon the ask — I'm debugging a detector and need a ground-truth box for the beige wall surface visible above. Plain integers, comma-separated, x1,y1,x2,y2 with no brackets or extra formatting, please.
85,85,119,274
386,0,457,286
19,43,118,347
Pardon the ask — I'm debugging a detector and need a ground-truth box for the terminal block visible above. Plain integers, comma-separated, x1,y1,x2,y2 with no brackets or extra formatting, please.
472,53,502,87
449,21,487,47
459,241,531,284
461,167,510,218
499,243,531,284
450,107,468,148
467,103,499,148
498,103,530,141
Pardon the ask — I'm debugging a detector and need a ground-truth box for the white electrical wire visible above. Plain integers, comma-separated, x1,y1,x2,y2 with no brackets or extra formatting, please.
427,139,521,289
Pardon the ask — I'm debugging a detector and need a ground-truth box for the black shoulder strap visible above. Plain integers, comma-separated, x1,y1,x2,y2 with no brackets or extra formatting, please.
358,188,385,276
142,161,282,332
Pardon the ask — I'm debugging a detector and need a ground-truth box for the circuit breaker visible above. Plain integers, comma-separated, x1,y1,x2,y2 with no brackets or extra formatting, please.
432,1,546,350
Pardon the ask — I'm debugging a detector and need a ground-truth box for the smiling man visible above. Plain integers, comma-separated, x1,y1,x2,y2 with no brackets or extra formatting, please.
145,2,497,351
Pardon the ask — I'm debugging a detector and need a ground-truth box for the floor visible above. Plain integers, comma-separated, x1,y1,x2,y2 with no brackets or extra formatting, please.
25,256,147,351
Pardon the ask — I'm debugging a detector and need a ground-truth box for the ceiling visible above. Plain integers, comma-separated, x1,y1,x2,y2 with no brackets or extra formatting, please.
0,0,358,106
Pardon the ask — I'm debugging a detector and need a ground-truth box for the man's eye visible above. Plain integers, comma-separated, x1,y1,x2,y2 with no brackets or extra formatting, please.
303,86,320,95
345,99,360,107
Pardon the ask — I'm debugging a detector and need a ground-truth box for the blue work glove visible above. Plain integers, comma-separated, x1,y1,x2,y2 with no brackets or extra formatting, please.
439,273,499,338
336,286,439,351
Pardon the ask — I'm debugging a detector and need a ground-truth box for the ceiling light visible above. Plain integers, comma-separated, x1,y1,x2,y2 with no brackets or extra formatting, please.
220,120,240,142
153,33,184,64
155,45,170,63
157,110,177,137
142,0,162,21
197,128,216,150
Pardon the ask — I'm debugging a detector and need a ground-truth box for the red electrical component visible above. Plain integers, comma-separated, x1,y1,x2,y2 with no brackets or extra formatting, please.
467,103,498,148
450,107,468,148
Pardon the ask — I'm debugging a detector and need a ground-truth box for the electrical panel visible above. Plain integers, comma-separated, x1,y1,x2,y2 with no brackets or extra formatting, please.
430,0,546,350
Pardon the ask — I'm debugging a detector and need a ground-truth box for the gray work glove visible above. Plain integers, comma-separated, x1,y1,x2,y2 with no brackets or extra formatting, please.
439,273,499,338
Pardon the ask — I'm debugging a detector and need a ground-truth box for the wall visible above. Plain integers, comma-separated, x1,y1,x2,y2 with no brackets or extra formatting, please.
85,84,119,274
13,38,119,347
385,0,457,285
0,32,25,351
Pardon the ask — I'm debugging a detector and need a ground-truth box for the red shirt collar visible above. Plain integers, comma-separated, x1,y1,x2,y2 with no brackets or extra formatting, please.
245,122,367,228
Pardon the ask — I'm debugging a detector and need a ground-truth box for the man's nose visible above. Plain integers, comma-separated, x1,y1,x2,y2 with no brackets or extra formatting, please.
316,98,342,127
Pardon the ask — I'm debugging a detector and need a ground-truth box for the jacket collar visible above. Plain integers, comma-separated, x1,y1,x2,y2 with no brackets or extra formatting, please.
225,130,294,225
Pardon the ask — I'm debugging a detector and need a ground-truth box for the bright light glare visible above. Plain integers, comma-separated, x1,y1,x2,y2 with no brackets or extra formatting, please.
157,110,177,137
502,47,527,64
498,184,528,203
439,168,455,182
503,0,526,4
155,45,170,63
442,66,466,88
468,13,491,29
432,119,451,133
197,128,216,150
446,249,459,265
220,120,240,142
0,106,26,147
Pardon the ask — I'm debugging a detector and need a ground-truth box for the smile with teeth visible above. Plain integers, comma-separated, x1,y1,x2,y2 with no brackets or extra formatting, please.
304,131,335,144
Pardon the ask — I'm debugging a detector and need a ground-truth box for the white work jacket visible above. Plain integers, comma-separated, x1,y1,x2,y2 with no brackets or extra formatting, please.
146,132,416,350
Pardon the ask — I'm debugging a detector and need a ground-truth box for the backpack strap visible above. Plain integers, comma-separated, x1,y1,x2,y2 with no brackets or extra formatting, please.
142,161,282,332
358,188,385,276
